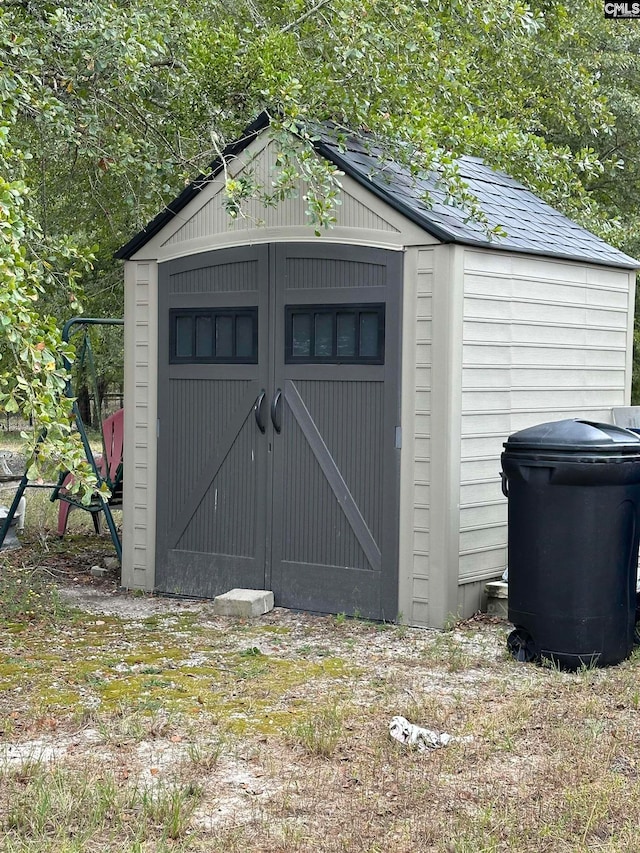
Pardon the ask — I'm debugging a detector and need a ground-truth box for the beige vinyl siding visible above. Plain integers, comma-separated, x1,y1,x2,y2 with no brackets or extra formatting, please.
402,246,434,626
409,244,465,628
397,248,417,623
457,249,633,606
122,260,158,591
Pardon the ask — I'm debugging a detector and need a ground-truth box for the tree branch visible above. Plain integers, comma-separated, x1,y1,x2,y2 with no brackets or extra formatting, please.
150,59,188,72
281,0,335,34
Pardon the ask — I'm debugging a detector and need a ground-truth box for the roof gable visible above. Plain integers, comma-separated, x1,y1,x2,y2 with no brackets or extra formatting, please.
117,114,638,269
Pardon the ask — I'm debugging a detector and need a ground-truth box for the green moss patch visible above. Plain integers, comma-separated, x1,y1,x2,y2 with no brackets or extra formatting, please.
0,606,361,737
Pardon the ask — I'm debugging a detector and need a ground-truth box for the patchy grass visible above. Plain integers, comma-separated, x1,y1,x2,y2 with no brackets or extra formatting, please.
0,563,68,624
2,760,203,849
289,702,345,757
2,538,640,850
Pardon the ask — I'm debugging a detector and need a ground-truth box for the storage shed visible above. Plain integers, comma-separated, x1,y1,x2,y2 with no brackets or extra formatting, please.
116,113,638,628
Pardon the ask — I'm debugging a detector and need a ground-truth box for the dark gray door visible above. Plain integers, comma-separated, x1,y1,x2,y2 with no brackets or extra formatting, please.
269,244,401,620
157,243,400,620
156,245,270,596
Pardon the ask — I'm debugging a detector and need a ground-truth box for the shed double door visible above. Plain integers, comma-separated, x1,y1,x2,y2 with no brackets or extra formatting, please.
156,243,401,620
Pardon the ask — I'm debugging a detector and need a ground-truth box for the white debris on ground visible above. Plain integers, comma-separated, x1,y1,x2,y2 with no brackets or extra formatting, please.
389,716,472,752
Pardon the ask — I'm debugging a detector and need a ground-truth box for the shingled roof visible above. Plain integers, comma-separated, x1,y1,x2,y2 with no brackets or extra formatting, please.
117,114,638,269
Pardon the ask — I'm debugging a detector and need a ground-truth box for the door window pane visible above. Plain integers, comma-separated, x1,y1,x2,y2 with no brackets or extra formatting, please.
359,312,379,358
171,308,257,363
175,316,193,358
195,316,213,358
337,313,356,357
215,316,234,358
292,313,312,357
236,314,254,358
286,304,384,363
314,313,333,357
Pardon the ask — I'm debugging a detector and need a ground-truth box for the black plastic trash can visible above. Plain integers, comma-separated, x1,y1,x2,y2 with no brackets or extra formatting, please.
501,419,640,669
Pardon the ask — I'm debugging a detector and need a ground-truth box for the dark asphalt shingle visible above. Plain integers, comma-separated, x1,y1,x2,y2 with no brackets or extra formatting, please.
315,134,637,268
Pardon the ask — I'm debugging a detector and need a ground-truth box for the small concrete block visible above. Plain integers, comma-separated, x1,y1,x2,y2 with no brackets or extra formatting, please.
485,581,508,599
90,565,109,579
485,581,508,619
213,588,274,618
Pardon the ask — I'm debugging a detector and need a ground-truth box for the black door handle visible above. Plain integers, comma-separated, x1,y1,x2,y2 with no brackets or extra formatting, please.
271,388,282,434
254,389,266,433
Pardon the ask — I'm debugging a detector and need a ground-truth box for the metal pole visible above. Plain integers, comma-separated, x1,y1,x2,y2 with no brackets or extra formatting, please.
62,318,125,561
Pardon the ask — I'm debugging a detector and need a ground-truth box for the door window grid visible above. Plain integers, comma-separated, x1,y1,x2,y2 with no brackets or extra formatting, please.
285,304,385,364
170,308,258,363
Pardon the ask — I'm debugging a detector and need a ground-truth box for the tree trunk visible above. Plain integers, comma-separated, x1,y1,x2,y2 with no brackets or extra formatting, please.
76,384,91,426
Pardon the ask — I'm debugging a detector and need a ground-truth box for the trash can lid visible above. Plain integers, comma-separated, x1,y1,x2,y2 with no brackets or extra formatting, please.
504,419,640,453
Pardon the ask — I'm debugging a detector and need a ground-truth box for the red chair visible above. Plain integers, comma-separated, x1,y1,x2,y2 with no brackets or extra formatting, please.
55,408,124,536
